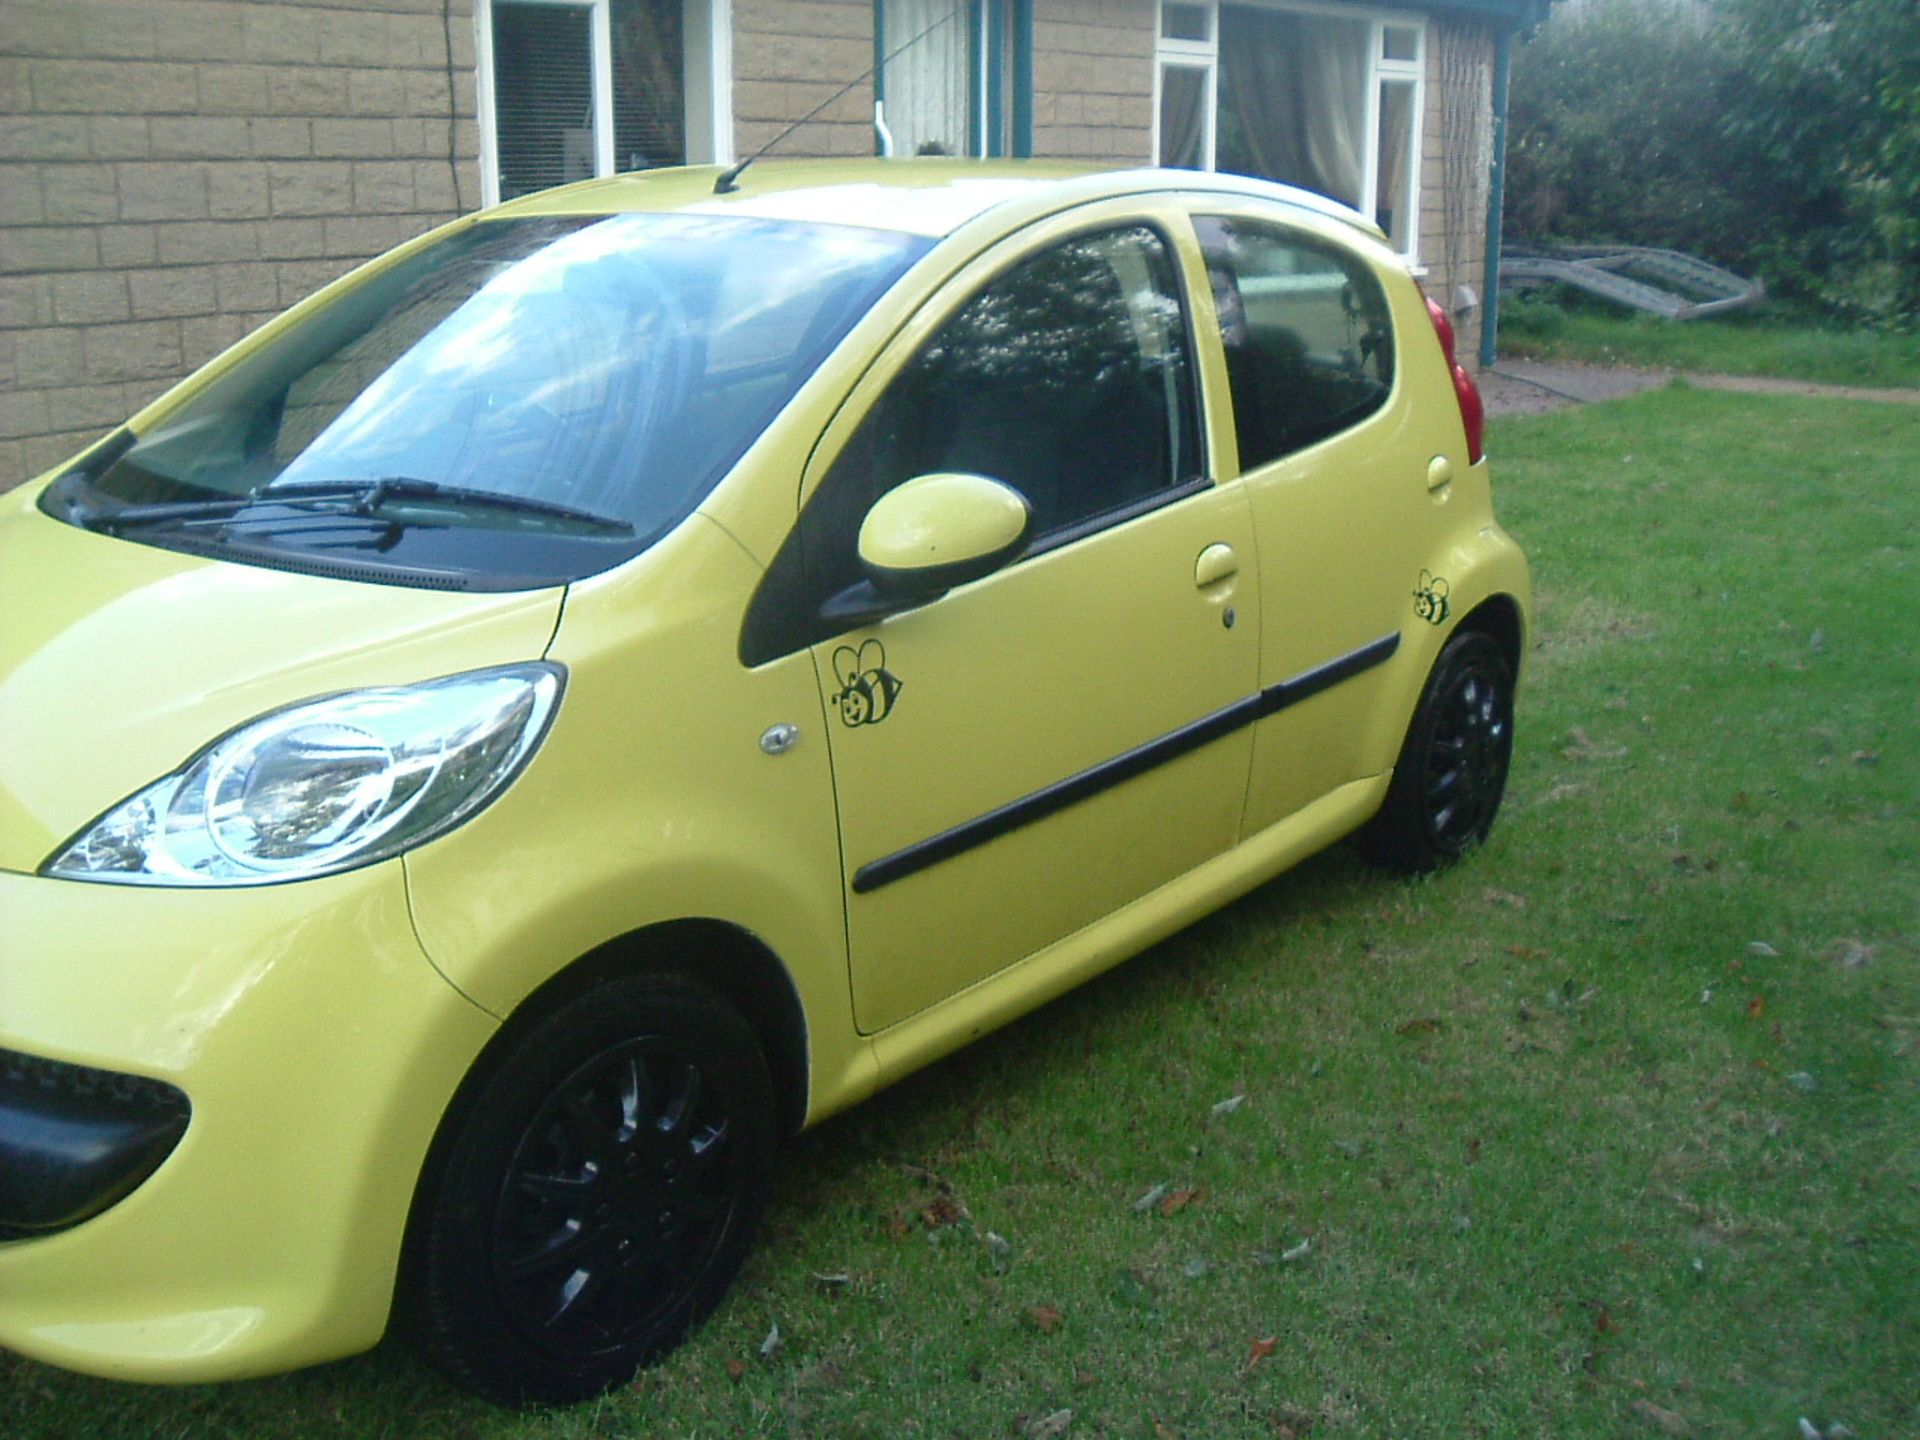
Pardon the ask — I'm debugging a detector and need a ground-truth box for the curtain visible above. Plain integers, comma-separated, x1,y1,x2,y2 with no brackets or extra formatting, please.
1216,7,1369,210
884,0,969,156
1159,63,1208,169
1375,79,1416,250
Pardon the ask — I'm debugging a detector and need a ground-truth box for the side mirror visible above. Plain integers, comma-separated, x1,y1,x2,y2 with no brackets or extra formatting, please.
856,473,1033,603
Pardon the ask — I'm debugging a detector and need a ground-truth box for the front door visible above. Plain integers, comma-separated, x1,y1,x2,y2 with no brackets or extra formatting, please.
787,216,1261,1033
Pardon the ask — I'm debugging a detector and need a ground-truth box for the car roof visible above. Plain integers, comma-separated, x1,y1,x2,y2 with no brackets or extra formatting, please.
488,158,1385,244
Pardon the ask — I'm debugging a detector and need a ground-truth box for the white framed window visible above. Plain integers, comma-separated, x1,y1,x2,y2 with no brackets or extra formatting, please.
1154,1,1426,260
875,0,1017,159
476,0,733,207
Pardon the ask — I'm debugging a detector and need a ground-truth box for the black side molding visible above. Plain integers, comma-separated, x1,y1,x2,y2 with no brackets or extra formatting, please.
852,630,1401,894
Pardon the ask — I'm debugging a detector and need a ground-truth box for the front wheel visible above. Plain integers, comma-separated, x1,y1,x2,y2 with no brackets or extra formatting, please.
1358,629,1515,874
404,974,774,1407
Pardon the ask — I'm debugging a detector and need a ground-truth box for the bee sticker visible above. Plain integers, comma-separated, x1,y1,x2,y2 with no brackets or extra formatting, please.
831,640,904,727
1413,570,1451,626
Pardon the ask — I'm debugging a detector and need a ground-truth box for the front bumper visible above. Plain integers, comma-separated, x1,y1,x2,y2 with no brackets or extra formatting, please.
0,864,498,1382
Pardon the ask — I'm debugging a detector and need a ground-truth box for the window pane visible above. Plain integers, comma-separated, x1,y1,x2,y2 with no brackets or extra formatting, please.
1376,79,1416,254
1159,64,1208,169
1382,24,1419,62
1195,216,1395,470
1214,6,1369,209
1162,2,1211,42
611,0,685,171
802,227,1200,605
885,0,971,155
492,2,597,200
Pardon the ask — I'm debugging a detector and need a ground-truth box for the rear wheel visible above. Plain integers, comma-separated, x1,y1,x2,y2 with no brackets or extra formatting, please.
405,974,774,1407
1359,629,1514,873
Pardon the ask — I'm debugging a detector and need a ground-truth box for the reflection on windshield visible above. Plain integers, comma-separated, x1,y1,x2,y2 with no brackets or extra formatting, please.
64,213,929,579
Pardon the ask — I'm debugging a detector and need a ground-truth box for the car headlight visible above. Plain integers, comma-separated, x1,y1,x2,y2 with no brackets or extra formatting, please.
43,663,564,886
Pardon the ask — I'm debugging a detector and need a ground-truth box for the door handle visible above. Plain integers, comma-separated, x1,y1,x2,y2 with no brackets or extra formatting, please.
1427,455,1454,491
1195,543,1238,588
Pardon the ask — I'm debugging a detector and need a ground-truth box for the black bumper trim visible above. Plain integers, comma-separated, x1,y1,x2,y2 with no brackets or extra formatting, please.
0,1048,190,1240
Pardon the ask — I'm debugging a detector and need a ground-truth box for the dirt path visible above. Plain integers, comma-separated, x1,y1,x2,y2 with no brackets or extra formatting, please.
1482,358,1920,417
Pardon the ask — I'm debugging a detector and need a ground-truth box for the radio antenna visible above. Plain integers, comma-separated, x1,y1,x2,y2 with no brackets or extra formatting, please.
713,7,965,195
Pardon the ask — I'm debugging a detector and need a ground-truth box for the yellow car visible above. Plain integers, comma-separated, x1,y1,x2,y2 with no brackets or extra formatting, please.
0,160,1528,1406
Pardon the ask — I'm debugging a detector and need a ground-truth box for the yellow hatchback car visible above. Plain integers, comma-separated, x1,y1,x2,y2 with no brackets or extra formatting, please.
0,161,1528,1405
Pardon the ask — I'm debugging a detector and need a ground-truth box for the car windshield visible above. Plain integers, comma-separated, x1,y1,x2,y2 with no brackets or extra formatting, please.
45,213,931,589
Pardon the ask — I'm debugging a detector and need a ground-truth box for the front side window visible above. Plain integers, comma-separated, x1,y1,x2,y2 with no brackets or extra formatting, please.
47,215,930,589
742,224,1202,662
1196,214,1395,469
1154,2,1426,259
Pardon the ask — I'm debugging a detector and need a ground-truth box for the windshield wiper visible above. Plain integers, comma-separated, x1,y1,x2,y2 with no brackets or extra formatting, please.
81,483,373,533
273,477,633,534
86,478,632,536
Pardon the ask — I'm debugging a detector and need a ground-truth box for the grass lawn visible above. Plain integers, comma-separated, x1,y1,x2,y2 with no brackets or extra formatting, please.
1498,296,1920,389
6,387,1916,1438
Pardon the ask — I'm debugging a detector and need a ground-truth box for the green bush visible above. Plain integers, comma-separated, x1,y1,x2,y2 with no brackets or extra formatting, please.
1508,0,1920,324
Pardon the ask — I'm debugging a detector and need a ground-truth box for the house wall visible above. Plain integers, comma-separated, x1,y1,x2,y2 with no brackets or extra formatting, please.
0,0,484,487
0,0,1503,486
1032,0,1155,163
732,0,873,158
1421,14,1495,363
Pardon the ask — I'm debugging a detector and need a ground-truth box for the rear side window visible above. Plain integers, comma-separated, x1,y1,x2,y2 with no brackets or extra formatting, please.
1195,216,1395,471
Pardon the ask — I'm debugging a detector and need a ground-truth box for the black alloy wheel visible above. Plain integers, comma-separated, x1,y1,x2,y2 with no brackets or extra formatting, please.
405,975,774,1407
1358,628,1515,873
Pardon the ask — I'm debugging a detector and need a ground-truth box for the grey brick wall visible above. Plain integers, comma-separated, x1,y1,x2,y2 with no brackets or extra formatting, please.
732,0,873,159
0,0,481,487
0,0,1501,489
1033,0,1154,163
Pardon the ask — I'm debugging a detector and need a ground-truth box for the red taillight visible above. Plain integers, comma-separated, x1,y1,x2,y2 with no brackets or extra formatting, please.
1424,293,1485,466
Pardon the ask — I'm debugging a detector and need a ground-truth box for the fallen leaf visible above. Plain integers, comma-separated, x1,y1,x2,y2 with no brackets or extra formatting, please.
726,1359,747,1382
1562,727,1628,761
811,1272,851,1289
1465,1136,1482,1165
1246,1336,1279,1369
1153,1422,1183,1440
1748,941,1779,958
1851,748,1879,767
1536,781,1590,804
1028,1305,1064,1334
1159,1187,1206,1218
1824,938,1873,969
984,1230,1013,1273
1630,1398,1690,1435
922,1195,964,1228
1210,1093,1247,1118
1747,996,1767,1020
1132,1182,1172,1214
1508,945,1550,959
1182,1256,1210,1280
759,1321,782,1358
1788,1071,1818,1095
1395,1016,1443,1035
1024,1408,1073,1438
1594,1304,1615,1334
1484,887,1529,909
1280,1237,1312,1263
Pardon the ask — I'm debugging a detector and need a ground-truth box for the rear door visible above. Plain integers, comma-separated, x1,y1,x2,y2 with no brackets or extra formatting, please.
1189,204,1436,832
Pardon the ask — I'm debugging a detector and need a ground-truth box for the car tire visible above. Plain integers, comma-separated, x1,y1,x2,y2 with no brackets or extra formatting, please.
1358,628,1515,874
403,973,775,1408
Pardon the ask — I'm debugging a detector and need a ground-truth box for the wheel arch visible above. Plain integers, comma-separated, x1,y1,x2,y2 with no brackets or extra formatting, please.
509,919,813,1140
1456,592,1525,678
